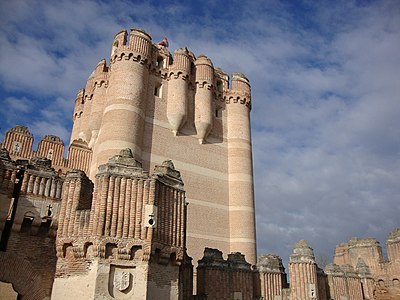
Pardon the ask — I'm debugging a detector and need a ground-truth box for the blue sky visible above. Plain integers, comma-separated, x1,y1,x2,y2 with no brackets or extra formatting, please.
1,0,399,266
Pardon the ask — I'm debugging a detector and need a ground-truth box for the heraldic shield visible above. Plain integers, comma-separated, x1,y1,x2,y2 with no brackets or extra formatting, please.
109,265,135,298
114,271,131,292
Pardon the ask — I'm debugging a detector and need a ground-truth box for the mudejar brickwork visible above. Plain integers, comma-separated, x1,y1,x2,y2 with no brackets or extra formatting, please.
0,27,399,299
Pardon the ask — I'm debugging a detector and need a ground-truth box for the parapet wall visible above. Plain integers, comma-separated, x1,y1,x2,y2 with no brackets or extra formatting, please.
196,248,257,299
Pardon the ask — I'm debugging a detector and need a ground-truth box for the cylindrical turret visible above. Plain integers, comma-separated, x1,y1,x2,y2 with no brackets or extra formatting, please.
226,73,256,264
70,89,85,144
167,48,191,135
288,240,319,300
69,59,108,149
88,59,108,148
110,29,127,58
194,55,214,144
91,28,152,178
77,73,95,144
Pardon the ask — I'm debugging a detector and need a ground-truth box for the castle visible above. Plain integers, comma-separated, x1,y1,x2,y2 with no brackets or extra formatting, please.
0,27,399,299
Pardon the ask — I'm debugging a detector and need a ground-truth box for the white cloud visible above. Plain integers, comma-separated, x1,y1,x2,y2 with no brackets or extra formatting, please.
3,96,32,114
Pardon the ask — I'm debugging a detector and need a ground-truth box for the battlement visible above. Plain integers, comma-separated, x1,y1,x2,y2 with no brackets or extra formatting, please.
289,239,316,263
388,228,400,241
71,27,253,149
8,125,33,136
257,254,286,273
85,59,109,91
170,47,192,73
347,237,380,247
110,28,153,63
43,135,63,144
232,72,250,90
196,248,255,299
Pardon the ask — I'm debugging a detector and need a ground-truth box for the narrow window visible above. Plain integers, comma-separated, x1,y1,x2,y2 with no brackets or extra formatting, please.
154,84,162,97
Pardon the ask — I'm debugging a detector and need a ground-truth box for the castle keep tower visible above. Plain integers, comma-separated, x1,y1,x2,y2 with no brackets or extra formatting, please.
68,27,257,266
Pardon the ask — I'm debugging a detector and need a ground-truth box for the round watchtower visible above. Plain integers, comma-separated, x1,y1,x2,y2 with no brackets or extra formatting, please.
226,73,256,264
91,28,152,178
70,89,85,144
87,59,109,148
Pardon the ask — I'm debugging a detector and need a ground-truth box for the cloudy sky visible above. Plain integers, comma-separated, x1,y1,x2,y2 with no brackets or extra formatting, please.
1,0,399,267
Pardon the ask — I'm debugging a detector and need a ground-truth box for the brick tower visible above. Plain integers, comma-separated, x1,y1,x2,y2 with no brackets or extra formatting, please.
67,27,256,265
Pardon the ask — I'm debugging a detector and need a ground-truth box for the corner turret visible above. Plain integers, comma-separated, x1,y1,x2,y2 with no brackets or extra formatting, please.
229,72,251,109
91,28,153,178
70,89,85,144
194,54,214,144
110,29,128,57
167,48,192,135
225,71,256,264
